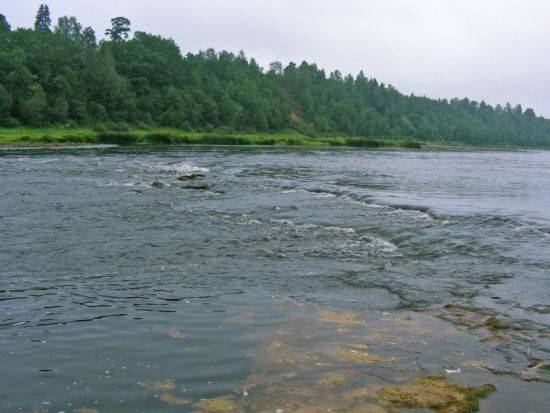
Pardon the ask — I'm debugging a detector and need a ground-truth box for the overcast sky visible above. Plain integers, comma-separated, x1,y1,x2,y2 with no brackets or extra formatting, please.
3,0,550,116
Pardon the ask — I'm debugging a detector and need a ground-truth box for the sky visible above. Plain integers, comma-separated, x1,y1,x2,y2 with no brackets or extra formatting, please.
3,0,550,117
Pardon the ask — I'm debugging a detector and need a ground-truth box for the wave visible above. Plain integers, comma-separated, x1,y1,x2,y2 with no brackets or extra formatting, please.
280,186,433,220
280,189,336,199
450,214,550,239
268,217,396,254
271,219,356,236
513,223,550,238
96,181,139,188
178,208,399,255
153,162,210,174
363,236,398,252
114,160,209,174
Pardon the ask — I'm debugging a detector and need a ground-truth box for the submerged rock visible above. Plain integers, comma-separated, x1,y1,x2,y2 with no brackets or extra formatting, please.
437,305,510,333
318,311,365,326
342,387,378,402
275,297,314,312
166,328,185,339
316,372,348,387
159,393,191,405
151,181,164,188
378,376,496,413
225,310,260,325
346,404,387,413
182,183,210,190
483,316,508,330
145,378,176,391
520,360,550,382
349,343,370,351
329,348,395,365
237,372,272,394
262,338,320,368
436,305,486,328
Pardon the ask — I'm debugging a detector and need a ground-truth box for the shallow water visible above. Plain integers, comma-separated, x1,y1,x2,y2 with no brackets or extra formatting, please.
0,146,549,412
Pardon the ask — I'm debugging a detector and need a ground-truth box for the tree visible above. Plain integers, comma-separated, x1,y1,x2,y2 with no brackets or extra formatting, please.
47,96,69,122
1,6,550,147
105,17,131,41
19,83,47,125
55,16,82,40
0,85,12,121
34,4,52,32
82,26,97,48
0,14,10,32
83,47,131,113
269,61,283,76
524,108,536,119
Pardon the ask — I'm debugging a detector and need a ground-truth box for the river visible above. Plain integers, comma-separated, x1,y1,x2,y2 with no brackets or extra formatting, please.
1,146,549,412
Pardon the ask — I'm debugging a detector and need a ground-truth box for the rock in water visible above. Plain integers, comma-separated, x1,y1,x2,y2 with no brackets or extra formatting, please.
178,174,205,181
182,184,210,190
520,361,550,382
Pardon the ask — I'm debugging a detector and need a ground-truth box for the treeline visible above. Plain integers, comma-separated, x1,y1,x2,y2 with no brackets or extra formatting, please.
1,5,549,147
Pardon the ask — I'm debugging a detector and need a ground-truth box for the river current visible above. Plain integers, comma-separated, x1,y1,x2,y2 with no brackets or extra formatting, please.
1,146,549,412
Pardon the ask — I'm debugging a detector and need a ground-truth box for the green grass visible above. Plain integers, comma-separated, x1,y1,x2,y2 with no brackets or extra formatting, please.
0,126,423,149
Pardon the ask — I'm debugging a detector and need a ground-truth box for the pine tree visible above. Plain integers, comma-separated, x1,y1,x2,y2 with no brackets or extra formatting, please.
34,4,52,32
105,17,131,41
0,14,11,32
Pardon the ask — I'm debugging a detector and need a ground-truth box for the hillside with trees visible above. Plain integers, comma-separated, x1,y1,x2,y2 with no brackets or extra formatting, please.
1,5,549,147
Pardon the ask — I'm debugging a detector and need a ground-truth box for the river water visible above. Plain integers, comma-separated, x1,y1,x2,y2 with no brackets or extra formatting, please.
1,146,549,412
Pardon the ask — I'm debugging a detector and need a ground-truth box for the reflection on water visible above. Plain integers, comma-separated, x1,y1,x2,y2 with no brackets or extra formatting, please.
0,146,549,412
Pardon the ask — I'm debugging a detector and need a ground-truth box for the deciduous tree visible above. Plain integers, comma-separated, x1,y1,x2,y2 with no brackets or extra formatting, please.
55,16,82,40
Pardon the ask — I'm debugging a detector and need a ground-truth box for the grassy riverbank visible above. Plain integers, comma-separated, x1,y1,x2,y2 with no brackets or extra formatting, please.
0,127,423,148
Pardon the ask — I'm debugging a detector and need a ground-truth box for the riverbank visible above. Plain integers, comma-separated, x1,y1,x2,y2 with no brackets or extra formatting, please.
0,127,424,148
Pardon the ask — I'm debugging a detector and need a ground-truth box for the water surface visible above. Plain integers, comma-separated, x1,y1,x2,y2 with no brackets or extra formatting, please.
1,146,549,412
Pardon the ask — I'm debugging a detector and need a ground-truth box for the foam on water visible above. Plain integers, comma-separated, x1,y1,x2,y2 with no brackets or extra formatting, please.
111,160,210,174
282,186,433,221
153,162,210,174
96,181,140,187
365,236,399,253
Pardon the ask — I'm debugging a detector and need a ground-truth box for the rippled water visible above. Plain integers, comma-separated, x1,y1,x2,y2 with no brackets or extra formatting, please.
1,146,549,412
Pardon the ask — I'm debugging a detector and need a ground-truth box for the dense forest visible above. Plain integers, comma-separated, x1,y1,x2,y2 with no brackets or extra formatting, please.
1,5,550,147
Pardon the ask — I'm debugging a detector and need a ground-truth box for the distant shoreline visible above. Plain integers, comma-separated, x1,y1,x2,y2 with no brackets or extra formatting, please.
0,127,542,150
0,127,422,149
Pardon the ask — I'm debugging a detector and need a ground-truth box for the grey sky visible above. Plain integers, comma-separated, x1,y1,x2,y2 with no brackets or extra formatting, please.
3,0,550,116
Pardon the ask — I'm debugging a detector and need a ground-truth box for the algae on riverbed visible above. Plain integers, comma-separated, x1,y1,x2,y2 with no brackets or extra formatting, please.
145,379,176,391
316,371,349,387
378,376,496,413
197,396,243,413
318,310,366,326
328,348,393,365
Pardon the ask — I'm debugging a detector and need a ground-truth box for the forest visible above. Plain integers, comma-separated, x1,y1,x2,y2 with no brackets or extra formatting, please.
1,5,550,147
